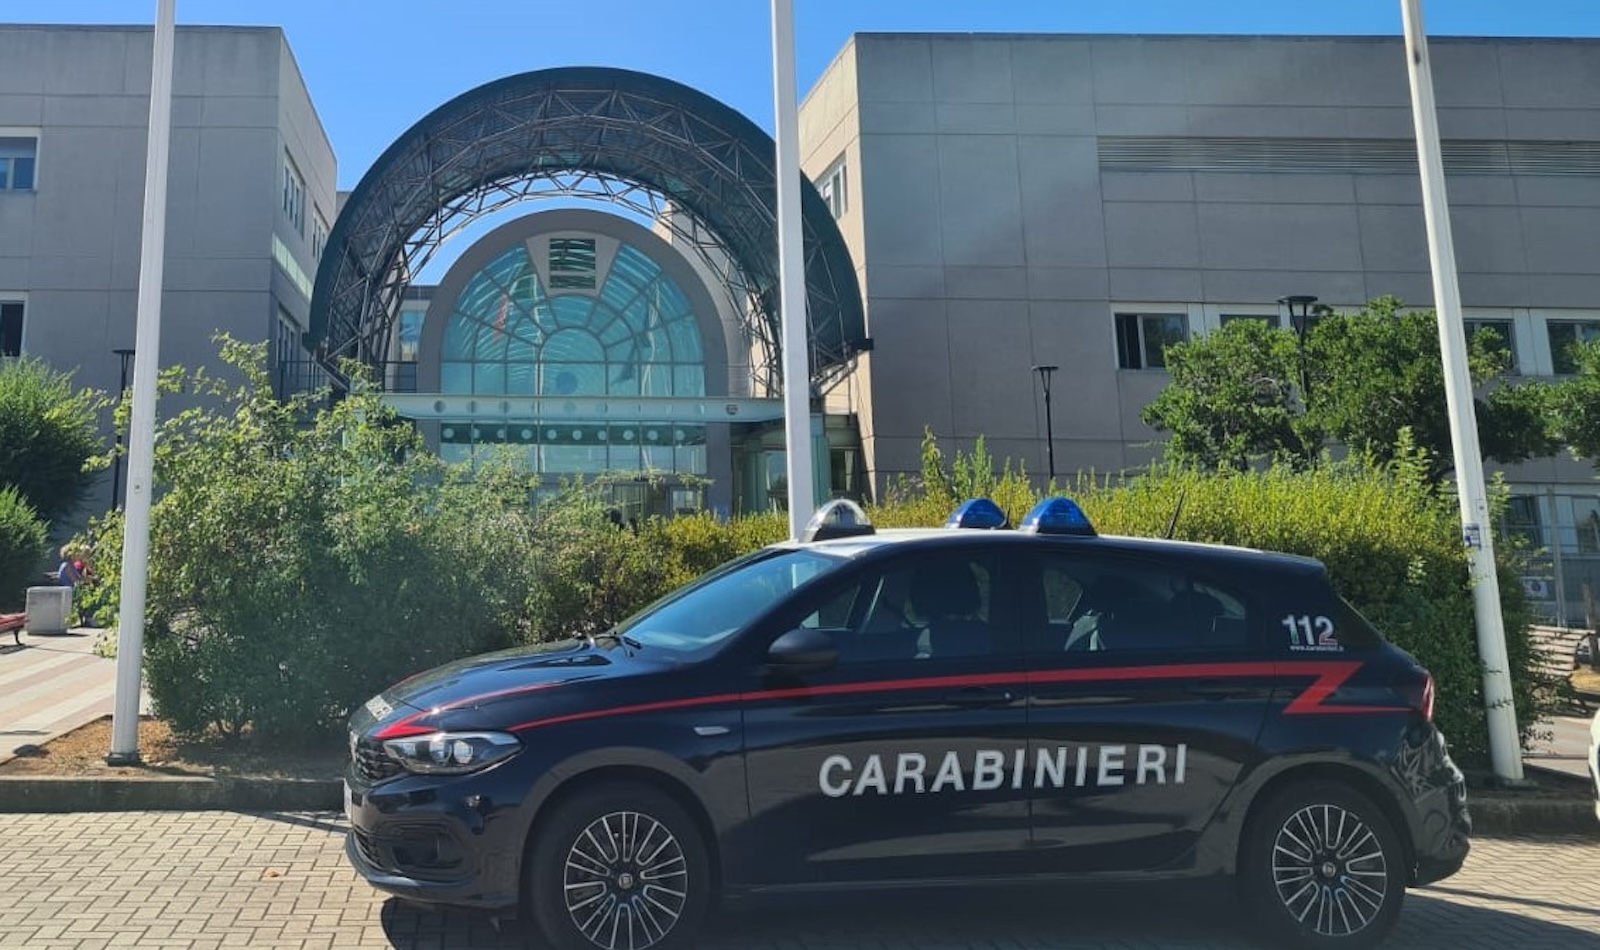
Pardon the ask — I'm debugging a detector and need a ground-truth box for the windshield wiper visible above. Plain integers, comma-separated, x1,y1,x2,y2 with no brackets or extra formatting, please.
588,630,643,652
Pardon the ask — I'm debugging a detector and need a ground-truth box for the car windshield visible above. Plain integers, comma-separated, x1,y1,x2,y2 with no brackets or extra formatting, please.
614,548,849,652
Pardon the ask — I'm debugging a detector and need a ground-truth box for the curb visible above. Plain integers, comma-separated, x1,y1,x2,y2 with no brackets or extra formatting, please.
1469,796,1599,837
0,775,342,813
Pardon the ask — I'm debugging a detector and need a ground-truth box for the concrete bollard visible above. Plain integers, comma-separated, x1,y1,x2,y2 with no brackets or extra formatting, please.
24,586,72,634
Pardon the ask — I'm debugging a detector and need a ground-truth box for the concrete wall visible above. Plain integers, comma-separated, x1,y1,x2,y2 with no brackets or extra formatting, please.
807,34,1600,494
0,25,335,516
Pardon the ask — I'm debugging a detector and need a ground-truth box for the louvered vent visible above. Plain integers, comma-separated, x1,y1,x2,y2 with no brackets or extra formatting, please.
1099,137,1600,177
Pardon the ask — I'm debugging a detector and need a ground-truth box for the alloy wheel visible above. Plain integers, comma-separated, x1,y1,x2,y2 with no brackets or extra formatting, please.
562,810,689,950
1270,803,1391,938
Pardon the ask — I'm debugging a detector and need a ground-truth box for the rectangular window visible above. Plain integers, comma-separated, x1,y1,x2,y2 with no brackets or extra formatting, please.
1546,320,1600,375
282,153,305,234
1465,319,1517,373
1115,312,1188,369
0,138,37,192
549,238,597,289
1220,313,1280,329
818,155,848,219
1502,495,1543,549
0,301,22,357
1028,554,1251,655
398,308,424,363
311,208,329,261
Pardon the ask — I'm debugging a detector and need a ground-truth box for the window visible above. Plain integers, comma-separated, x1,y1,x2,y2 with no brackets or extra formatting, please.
0,301,22,357
1115,312,1188,369
1545,320,1600,375
397,308,424,363
1028,555,1251,654
1501,495,1543,550
1220,313,1280,330
1466,318,1517,373
548,238,597,290
797,553,1000,664
311,209,329,261
818,155,847,219
0,138,36,192
282,153,305,234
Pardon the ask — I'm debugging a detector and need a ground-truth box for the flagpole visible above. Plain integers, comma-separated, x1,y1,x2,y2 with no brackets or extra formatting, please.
108,0,177,764
1400,0,1523,782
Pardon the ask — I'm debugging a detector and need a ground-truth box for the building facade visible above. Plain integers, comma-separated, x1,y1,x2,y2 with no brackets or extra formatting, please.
0,24,335,513
799,33,1600,622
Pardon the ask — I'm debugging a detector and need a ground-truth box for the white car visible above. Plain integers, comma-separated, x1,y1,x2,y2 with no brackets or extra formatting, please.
1590,708,1600,823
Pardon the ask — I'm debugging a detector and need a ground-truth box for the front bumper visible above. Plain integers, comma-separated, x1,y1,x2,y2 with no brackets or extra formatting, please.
343,770,526,909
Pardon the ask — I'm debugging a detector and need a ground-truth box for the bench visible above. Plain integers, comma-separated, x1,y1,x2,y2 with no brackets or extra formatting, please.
0,612,25,647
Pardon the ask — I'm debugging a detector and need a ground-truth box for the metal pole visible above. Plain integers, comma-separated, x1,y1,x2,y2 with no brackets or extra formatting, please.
1034,364,1057,482
111,348,134,511
771,0,815,539
108,0,176,765
1401,0,1523,782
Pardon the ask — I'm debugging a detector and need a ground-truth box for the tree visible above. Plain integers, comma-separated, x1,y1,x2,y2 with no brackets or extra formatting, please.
1549,339,1600,461
0,357,107,526
1140,319,1317,471
1142,297,1556,480
0,486,48,611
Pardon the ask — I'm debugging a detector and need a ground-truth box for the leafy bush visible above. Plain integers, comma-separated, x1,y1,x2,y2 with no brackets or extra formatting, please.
67,509,122,631
0,356,108,526
0,486,48,611
141,341,540,740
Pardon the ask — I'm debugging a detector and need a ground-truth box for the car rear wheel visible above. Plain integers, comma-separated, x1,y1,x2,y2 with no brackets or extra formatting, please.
527,783,710,950
1240,781,1406,950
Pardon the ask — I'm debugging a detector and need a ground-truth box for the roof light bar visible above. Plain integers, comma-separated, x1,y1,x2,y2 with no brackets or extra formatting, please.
803,498,876,542
946,498,1010,530
1019,496,1097,537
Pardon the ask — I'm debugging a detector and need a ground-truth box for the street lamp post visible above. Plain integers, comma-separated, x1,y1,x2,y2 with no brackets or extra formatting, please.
1279,294,1318,407
111,348,135,511
1033,364,1059,483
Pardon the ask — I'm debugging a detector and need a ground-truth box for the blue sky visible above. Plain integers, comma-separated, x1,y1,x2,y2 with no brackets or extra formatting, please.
17,1,1600,188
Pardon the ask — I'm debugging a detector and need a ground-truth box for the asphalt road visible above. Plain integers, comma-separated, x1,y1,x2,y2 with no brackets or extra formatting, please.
0,812,1595,949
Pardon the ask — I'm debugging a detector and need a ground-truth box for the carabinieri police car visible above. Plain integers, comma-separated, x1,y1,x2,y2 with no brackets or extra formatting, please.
343,497,1470,950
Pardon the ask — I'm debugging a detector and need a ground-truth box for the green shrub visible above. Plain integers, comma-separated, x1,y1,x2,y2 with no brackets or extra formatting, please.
0,486,48,611
141,341,539,740
0,356,108,526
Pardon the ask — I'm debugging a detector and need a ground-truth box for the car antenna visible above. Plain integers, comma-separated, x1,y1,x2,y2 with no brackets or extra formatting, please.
1164,489,1187,539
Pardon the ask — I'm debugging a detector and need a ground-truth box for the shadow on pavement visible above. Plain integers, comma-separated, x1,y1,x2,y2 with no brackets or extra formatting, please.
375,879,1600,950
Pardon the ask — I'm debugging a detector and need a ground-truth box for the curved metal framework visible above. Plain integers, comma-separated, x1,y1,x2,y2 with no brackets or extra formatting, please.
309,66,866,393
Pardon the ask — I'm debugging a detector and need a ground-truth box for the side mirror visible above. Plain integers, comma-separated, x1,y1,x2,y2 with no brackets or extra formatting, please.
766,627,838,674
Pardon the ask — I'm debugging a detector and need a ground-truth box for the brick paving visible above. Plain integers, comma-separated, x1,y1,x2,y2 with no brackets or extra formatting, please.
0,812,1595,949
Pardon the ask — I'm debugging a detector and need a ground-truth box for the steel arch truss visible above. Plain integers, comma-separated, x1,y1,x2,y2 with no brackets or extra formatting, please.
308,66,866,394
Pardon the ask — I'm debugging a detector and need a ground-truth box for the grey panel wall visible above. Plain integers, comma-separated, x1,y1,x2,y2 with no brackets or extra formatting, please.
827,33,1600,493
0,25,335,518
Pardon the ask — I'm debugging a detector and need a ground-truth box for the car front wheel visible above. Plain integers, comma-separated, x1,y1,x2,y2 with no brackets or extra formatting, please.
1240,780,1407,950
527,783,710,950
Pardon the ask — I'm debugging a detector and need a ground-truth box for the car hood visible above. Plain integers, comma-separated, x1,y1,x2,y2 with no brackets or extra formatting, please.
351,638,655,734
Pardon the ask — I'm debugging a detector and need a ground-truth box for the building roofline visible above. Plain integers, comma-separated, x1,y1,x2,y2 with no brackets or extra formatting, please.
850,30,1600,44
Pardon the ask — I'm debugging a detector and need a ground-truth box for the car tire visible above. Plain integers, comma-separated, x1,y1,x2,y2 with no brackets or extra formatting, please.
527,782,711,950
1239,780,1407,950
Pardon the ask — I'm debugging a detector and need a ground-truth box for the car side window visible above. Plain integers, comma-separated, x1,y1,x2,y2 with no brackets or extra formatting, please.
794,552,1000,664
1026,554,1252,654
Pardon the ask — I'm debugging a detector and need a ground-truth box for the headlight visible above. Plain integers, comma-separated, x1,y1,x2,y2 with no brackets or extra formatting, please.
381,731,521,775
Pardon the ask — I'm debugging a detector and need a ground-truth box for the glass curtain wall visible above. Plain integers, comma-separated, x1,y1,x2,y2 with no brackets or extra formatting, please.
437,241,708,476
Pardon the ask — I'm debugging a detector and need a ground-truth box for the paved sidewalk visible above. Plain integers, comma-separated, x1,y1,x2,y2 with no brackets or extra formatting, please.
0,628,144,765
1527,713,1597,781
0,812,1596,949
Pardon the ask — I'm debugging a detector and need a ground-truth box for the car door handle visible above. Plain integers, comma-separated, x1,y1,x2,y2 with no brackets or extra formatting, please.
1190,680,1253,701
943,687,1014,708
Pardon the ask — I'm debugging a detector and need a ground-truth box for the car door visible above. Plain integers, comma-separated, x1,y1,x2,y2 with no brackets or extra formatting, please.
733,546,1031,887
1019,549,1275,873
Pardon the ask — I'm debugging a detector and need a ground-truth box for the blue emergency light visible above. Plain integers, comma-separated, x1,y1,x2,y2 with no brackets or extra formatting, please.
803,498,877,541
1018,496,1097,536
945,498,1010,530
